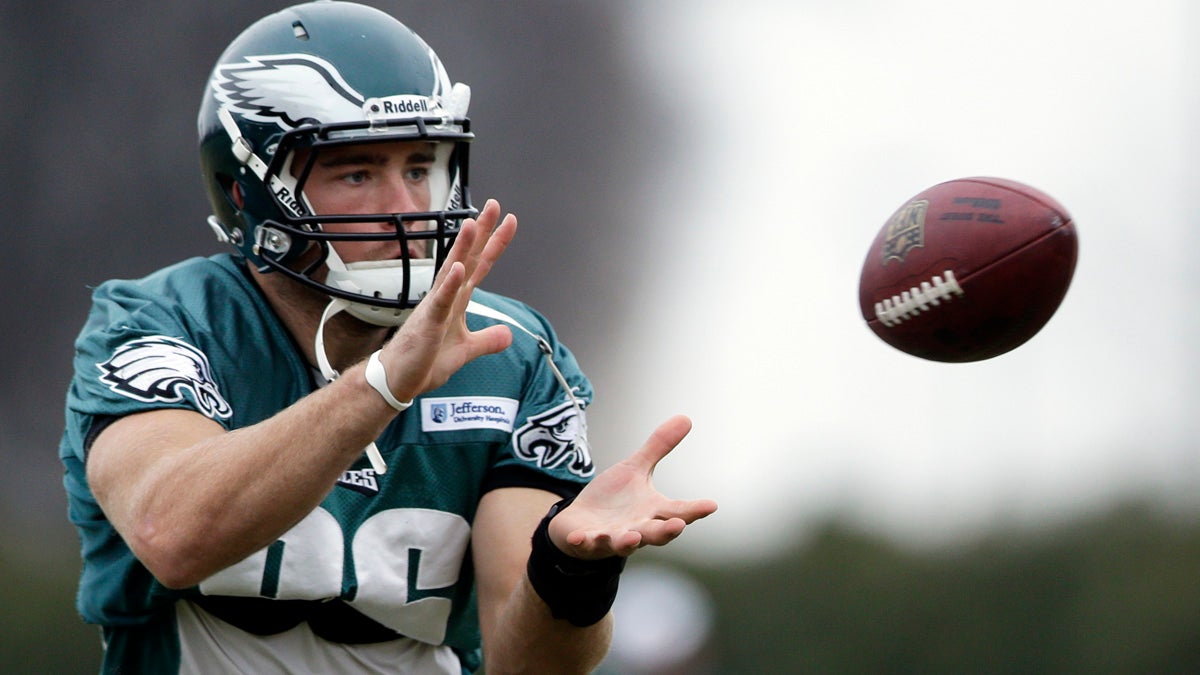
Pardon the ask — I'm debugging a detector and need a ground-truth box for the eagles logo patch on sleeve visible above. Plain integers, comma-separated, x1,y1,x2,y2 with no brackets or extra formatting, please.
512,402,594,478
96,335,233,420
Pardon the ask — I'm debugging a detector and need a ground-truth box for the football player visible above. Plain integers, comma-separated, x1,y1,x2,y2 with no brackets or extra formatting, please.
59,2,717,672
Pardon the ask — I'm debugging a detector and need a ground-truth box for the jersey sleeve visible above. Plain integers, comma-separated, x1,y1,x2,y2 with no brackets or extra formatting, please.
64,278,236,461
467,295,596,497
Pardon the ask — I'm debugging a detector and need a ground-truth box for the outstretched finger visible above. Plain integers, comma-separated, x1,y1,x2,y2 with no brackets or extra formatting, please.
432,217,478,291
565,528,643,557
624,414,693,474
633,517,686,548
458,200,501,277
467,213,517,289
660,497,719,524
418,260,467,327
465,323,513,359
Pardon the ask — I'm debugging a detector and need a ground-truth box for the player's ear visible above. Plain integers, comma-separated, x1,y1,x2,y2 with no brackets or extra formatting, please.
231,182,245,209
216,175,245,210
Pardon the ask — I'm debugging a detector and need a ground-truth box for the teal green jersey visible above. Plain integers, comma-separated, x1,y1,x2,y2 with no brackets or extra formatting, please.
60,254,594,673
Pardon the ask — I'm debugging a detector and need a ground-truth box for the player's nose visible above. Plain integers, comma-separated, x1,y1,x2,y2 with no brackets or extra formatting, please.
381,175,422,217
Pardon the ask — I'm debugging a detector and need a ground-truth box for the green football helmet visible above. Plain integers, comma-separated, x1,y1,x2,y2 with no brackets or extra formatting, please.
198,0,474,326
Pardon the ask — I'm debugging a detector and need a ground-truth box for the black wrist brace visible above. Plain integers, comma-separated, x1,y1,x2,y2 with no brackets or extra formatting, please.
526,496,627,627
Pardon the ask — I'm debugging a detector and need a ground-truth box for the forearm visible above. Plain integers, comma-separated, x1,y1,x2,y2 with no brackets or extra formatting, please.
92,359,397,587
484,575,613,675
474,489,622,673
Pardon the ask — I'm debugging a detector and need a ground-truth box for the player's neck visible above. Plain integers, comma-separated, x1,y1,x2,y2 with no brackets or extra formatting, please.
249,267,389,372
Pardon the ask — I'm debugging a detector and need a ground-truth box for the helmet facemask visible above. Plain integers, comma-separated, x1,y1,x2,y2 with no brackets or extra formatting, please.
253,118,472,327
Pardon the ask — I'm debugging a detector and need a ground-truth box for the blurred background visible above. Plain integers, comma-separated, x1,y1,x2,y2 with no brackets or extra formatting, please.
3,0,1198,672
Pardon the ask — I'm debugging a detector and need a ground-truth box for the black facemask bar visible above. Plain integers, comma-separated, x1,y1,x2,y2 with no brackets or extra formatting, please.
250,115,476,309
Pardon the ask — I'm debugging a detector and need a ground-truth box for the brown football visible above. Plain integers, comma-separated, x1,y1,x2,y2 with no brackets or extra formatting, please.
858,177,1078,362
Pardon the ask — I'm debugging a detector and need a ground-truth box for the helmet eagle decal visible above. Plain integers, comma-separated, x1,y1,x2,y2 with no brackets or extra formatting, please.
211,54,366,129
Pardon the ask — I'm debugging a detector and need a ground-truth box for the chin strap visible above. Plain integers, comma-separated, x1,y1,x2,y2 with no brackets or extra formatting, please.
315,298,350,383
315,298,388,475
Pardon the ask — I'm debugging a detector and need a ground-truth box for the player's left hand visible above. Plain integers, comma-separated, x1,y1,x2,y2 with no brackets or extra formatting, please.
547,415,718,560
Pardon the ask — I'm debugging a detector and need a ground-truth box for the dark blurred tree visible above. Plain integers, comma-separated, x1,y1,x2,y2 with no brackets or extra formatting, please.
687,501,1200,674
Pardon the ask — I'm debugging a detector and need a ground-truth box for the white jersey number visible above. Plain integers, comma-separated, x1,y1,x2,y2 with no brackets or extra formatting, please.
198,507,470,644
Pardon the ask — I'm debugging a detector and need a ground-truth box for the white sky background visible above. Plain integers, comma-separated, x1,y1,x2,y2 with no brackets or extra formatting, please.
590,0,1200,562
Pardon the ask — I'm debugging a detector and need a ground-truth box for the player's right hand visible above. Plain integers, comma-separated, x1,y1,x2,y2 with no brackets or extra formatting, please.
375,199,516,402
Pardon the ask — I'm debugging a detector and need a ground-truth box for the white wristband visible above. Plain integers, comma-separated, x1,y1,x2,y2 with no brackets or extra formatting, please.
365,350,412,412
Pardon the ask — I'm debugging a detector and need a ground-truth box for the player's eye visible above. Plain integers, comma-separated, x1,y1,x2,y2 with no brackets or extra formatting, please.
342,170,369,185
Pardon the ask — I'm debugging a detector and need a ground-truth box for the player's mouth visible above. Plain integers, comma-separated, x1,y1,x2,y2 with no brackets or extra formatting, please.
403,240,429,260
